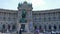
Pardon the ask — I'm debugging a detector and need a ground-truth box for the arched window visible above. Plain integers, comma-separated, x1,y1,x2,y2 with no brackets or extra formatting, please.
49,25,51,29
12,25,15,30
21,24,25,32
44,25,46,30
3,24,5,29
54,25,57,30
59,25,60,29
8,25,10,29
39,25,41,29
34,26,37,30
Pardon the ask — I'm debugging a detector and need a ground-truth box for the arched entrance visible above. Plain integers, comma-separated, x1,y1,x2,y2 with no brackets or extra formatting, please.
20,24,25,32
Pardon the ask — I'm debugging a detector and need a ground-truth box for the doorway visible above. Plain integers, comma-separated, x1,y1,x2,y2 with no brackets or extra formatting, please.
21,24,25,32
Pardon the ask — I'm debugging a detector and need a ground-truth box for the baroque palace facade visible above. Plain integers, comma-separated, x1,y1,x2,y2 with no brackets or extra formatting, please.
0,1,60,34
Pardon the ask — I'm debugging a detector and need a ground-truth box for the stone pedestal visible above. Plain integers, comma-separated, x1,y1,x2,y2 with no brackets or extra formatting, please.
18,22,31,34
25,23,30,33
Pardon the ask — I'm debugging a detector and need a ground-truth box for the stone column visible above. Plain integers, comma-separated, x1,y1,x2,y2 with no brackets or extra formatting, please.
46,25,48,31
25,23,30,33
5,24,8,32
17,23,21,31
17,23,21,34
10,25,12,32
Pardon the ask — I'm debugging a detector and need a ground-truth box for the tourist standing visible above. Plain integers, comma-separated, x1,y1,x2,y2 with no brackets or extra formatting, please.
19,29,22,34
36,28,40,34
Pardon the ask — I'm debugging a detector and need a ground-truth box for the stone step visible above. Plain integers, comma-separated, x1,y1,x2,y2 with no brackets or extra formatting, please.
22,32,34,34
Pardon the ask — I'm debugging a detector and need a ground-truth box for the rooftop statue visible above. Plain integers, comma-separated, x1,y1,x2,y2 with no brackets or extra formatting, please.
18,3,22,7
23,1,27,4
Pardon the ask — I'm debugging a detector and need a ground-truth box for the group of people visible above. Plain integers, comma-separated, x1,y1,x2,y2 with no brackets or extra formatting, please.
18,28,40,34
34,28,40,34
19,28,23,34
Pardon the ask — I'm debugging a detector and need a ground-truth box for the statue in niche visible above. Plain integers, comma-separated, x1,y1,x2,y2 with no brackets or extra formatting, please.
22,9,26,18
20,9,27,23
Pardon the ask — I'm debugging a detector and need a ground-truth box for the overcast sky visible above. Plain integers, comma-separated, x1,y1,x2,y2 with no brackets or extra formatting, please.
0,0,60,11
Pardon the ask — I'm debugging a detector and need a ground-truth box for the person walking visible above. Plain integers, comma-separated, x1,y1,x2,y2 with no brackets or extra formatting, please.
36,28,40,34
19,29,22,34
